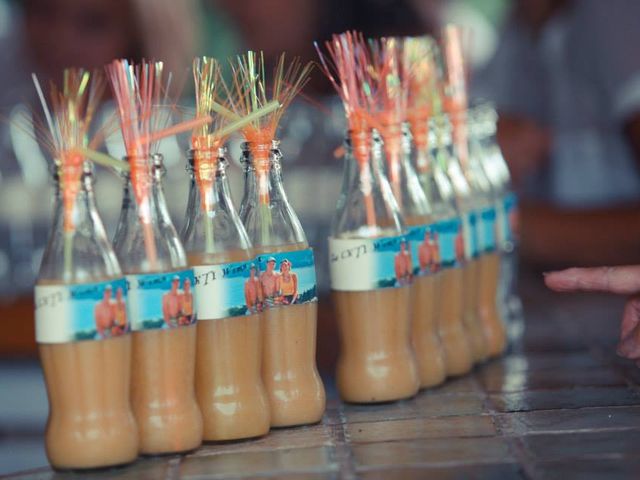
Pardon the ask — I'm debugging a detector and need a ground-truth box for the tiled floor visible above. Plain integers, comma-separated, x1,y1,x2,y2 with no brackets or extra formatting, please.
5,272,640,479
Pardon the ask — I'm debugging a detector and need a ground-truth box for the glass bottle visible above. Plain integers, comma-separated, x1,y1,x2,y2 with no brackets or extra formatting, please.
442,111,491,364
329,130,419,402
467,107,507,357
239,139,325,427
422,116,476,375
35,161,138,469
112,154,202,454
389,125,446,389
476,104,523,346
181,146,270,440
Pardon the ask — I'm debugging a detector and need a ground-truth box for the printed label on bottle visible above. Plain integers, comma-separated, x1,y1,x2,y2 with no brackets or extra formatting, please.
434,216,465,269
478,206,497,253
462,211,479,260
193,260,258,319
254,248,317,308
495,198,507,249
407,219,464,275
126,269,196,331
329,235,413,291
35,278,130,344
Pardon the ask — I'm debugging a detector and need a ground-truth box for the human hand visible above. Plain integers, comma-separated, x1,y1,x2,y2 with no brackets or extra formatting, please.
545,266,640,364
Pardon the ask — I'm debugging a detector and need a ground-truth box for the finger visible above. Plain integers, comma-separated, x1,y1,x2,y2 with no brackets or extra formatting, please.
617,324,640,359
620,298,640,341
544,266,640,294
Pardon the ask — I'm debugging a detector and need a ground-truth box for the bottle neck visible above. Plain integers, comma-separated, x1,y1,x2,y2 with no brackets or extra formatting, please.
113,154,186,272
39,164,120,283
331,131,404,237
240,140,307,248
182,147,251,257
397,125,432,222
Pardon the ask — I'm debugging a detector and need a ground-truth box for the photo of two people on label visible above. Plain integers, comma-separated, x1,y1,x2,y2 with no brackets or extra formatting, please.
244,257,299,314
396,231,442,286
93,285,128,339
161,276,195,328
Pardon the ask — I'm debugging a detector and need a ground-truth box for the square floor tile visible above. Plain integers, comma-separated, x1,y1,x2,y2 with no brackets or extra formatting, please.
352,437,513,468
520,429,640,461
489,387,640,412
496,406,640,436
479,367,626,393
191,424,333,457
346,415,496,443
532,458,640,480
180,446,337,479
357,464,524,480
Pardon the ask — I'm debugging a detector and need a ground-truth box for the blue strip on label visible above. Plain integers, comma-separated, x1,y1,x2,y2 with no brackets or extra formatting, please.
126,269,196,331
35,278,130,343
478,206,497,253
254,248,317,308
462,211,479,260
504,192,518,244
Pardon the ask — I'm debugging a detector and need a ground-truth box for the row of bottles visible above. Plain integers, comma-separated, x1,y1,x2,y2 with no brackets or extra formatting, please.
320,29,520,404
33,42,521,469
329,105,519,404
34,60,325,470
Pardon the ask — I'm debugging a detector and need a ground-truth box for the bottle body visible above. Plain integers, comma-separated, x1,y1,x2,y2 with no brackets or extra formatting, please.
37,166,138,469
40,334,138,469
240,142,325,426
254,243,325,425
387,127,445,389
113,155,202,454
334,285,418,401
183,148,270,441
473,105,512,354
330,133,419,402
129,324,200,453
419,126,474,376
405,222,446,388
461,215,488,363
443,112,489,365
191,260,269,440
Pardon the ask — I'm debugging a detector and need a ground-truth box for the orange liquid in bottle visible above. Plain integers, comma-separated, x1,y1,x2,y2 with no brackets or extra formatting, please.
334,285,420,402
478,252,506,357
255,243,325,427
130,322,202,454
437,267,474,376
188,250,270,441
39,281,139,470
405,216,447,389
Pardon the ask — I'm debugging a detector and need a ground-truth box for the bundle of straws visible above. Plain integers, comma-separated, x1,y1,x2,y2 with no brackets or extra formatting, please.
315,31,380,228
106,60,176,268
403,36,440,174
440,25,470,171
32,68,107,279
316,29,470,220
192,56,280,253
230,51,313,240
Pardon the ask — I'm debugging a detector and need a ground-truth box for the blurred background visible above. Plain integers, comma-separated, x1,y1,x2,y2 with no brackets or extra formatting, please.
3,0,640,474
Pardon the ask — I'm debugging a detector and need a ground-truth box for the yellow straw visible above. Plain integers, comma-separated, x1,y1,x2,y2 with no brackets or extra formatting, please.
76,147,130,171
210,101,241,121
212,101,280,139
